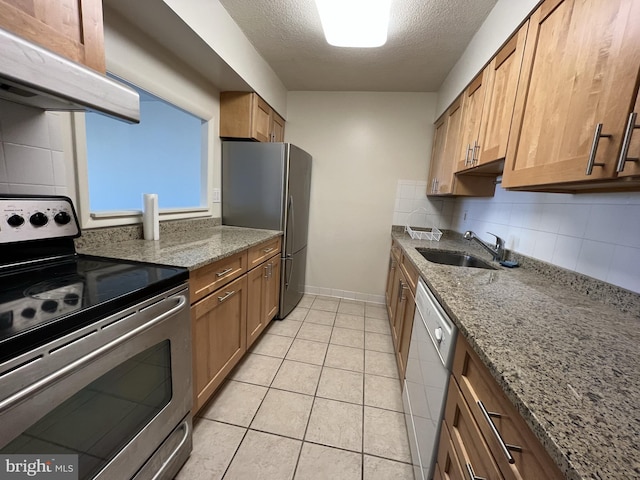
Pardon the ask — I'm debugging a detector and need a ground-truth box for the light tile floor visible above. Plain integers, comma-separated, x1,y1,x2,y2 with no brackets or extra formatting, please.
175,295,414,480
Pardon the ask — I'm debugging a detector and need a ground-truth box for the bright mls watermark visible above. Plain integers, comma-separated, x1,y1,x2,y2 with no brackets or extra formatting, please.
0,455,78,479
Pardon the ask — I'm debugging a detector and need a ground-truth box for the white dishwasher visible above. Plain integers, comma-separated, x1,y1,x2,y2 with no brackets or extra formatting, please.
403,278,457,480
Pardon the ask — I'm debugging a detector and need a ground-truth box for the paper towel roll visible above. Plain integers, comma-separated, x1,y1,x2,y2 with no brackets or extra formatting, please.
143,193,159,240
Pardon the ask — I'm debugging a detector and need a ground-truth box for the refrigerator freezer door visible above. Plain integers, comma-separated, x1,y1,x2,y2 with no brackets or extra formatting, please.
222,142,287,230
279,246,307,319
284,145,312,255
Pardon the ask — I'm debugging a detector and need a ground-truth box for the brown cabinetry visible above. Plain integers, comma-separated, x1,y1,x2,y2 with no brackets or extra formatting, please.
246,239,281,348
428,98,496,197
385,241,418,379
456,71,488,172
189,236,283,413
502,0,640,190
0,0,106,72
220,92,285,142
191,274,248,413
435,334,563,480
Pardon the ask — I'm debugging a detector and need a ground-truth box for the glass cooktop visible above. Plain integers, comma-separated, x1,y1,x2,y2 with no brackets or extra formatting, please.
0,254,188,363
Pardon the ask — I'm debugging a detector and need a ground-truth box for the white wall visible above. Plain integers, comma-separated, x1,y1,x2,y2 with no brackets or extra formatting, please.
0,101,72,196
435,0,640,294
162,0,288,116
285,91,437,302
436,0,539,116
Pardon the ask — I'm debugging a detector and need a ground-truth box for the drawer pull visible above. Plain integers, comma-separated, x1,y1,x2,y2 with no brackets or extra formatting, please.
465,463,487,480
218,290,236,302
263,247,275,253
216,267,234,277
477,400,521,464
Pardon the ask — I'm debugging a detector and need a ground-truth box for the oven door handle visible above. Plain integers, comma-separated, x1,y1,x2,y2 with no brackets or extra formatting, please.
151,419,190,480
0,294,187,414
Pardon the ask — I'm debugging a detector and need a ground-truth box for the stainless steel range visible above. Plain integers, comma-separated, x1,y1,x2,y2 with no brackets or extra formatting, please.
0,195,192,480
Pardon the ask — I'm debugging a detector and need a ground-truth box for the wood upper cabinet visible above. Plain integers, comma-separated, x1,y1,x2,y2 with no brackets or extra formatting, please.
0,0,106,72
428,98,497,197
220,92,286,142
455,71,488,172
475,21,529,169
502,0,640,189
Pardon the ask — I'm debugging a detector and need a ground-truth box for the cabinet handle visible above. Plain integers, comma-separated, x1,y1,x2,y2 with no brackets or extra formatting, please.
264,265,269,279
268,262,273,279
616,112,639,173
585,123,612,175
465,463,487,480
218,290,236,302
216,267,234,277
399,280,409,301
477,401,522,464
263,247,275,254
465,144,472,166
473,140,480,165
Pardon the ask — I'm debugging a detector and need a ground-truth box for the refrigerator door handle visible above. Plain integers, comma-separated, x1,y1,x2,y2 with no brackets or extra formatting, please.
287,194,295,256
284,254,294,289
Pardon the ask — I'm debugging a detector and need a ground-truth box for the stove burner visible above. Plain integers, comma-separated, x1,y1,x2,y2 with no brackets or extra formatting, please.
21,308,36,319
24,275,84,300
41,300,59,313
64,293,80,306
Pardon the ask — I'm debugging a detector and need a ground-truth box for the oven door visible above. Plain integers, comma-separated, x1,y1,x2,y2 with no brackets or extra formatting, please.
0,284,192,480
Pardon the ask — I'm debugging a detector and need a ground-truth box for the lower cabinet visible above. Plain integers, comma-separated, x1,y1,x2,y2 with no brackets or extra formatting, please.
247,253,280,348
386,240,418,380
436,334,563,480
190,237,282,413
191,274,248,413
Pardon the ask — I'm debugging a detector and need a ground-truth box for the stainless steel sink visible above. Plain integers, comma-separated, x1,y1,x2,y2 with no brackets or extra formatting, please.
416,248,496,270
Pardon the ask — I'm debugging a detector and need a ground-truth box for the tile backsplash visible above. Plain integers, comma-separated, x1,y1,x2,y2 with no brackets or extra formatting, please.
453,186,640,294
394,179,640,294
0,99,69,195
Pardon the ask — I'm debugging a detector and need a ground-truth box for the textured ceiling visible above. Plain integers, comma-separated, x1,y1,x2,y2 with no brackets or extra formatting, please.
218,0,498,92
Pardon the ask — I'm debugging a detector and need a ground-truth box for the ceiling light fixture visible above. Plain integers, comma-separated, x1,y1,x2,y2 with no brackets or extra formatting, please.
315,0,392,48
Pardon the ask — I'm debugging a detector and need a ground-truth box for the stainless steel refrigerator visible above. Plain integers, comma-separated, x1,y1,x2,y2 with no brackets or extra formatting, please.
222,142,312,319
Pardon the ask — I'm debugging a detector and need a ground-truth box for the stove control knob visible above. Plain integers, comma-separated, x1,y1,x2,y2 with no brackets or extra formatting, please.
30,212,48,227
54,211,72,225
7,214,25,227
21,307,37,319
41,300,58,313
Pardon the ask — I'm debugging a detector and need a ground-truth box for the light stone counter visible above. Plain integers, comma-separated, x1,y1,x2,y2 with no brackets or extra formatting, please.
392,231,639,480
77,225,282,271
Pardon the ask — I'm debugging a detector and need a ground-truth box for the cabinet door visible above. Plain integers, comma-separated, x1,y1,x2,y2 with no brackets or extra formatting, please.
477,22,528,166
503,0,640,188
436,423,466,480
271,111,286,142
0,0,105,72
456,71,487,172
385,254,398,316
246,264,267,349
192,275,247,413
396,284,415,380
427,115,448,195
252,95,272,142
617,87,640,178
391,272,410,352
436,98,464,195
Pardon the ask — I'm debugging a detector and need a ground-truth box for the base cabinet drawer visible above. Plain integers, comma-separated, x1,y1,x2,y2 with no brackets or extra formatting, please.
452,336,563,480
444,378,503,480
190,251,247,304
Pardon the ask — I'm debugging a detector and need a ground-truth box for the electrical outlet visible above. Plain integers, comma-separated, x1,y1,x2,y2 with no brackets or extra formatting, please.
212,188,221,203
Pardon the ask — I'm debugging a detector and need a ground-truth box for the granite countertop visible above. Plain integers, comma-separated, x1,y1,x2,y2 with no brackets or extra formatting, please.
392,232,640,480
77,225,282,270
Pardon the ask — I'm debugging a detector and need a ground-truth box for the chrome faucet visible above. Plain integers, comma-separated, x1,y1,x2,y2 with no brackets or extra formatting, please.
464,231,505,262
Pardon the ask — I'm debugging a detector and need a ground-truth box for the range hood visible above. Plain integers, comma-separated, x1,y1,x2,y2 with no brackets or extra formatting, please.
0,27,140,123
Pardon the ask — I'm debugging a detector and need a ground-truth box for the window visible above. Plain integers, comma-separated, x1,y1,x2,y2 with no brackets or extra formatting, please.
73,75,215,228
85,87,204,211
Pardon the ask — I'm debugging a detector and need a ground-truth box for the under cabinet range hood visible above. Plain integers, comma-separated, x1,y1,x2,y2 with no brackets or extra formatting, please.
0,27,140,123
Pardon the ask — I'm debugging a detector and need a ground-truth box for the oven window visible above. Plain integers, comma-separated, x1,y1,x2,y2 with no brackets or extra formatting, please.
1,341,172,480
